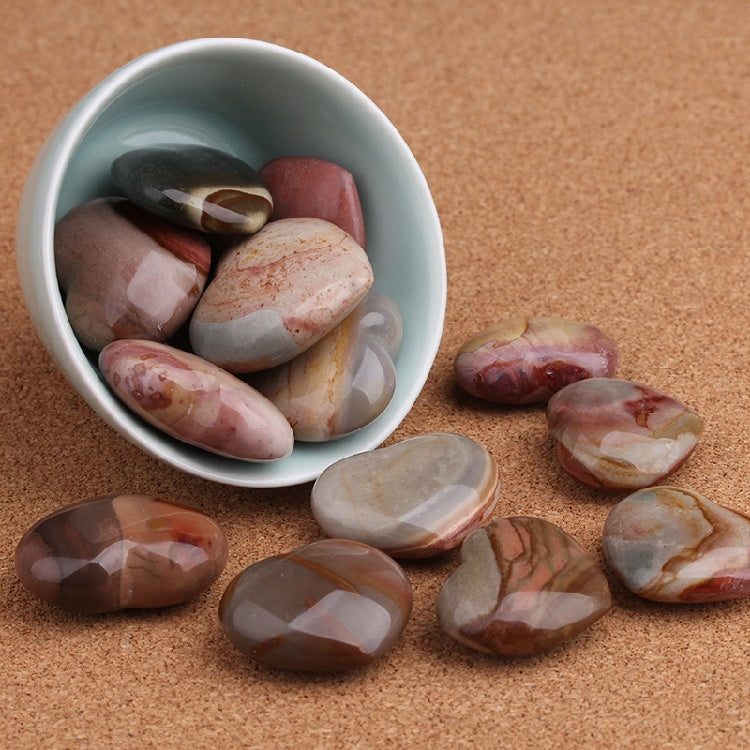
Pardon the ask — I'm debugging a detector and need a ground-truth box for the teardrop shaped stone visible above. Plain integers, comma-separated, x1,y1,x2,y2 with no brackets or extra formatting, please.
454,316,619,404
99,339,293,461
218,539,413,672
15,495,228,613
547,378,704,490
111,145,272,234
189,218,374,372
604,486,750,603
311,433,500,558
54,197,210,351
260,156,366,247
436,517,611,656
254,292,402,441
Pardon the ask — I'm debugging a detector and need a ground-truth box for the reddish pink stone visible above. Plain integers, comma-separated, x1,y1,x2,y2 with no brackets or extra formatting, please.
260,157,366,248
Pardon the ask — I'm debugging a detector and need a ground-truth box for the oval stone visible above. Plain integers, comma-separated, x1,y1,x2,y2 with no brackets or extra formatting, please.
260,156,366,247
604,486,750,603
454,316,619,404
111,145,272,234
218,539,413,671
546,378,704,490
189,218,374,372
254,292,402,441
311,433,500,558
436,517,611,656
54,197,210,351
99,339,294,461
15,494,228,613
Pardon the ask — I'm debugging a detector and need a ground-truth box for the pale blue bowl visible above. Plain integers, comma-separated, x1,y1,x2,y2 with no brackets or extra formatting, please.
16,38,446,487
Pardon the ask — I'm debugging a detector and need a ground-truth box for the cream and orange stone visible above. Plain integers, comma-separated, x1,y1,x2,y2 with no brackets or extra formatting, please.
189,218,374,373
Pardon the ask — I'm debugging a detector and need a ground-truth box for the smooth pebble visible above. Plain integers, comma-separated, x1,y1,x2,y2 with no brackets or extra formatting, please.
99,339,294,461
15,494,228,613
311,433,500,558
218,539,413,671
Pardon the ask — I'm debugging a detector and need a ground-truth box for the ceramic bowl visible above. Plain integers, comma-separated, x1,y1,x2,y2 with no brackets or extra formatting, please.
16,38,446,487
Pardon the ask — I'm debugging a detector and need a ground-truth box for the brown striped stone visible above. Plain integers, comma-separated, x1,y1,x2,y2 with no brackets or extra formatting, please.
437,517,611,655
15,495,228,613
219,539,413,671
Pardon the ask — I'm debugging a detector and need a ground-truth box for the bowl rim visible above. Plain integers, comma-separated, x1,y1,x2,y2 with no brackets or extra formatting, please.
15,37,447,487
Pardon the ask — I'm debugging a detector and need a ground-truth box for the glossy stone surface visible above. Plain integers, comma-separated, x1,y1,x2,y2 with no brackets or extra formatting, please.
189,218,374,372
99,339,293,461
54,197,210,351
311,433,500,558
547,378,703,490
254,292,402,441
111,145,272,234
437,517,611,656
604,486,750,603
454,316,619,404
218,539,412,671
260,156,366,247
15,494,228,613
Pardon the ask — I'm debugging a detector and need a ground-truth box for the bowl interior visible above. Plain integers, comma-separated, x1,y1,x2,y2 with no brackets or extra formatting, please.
19,38,446,487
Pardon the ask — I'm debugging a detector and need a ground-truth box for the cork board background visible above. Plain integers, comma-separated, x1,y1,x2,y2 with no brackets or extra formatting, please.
2,2,749,747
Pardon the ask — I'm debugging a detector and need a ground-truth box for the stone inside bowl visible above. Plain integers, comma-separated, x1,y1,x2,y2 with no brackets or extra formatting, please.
17,39,446,487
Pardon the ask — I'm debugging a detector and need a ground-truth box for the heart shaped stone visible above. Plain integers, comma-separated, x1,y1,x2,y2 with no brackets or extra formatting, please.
454,316,619,404
604,486,750,603
311,433,500,558
437,517,611,655
218,539,413,672
547,378,704,490
253,291,402,441
189,218,373,372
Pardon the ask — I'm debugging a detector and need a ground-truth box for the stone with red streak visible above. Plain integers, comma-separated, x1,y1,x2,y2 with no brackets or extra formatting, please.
99,339,293,461
189,218,373,373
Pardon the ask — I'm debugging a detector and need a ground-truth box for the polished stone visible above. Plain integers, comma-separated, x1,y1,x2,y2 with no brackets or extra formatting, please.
189,218,373,372
604,486,750,603
547,378,703,490
311,433,500,557
253,291,402,441
15,494,228,613
99,339,293,461
260,156,366,247
454,316,619,404
54,198,210,351
437,517,611,656
111,145,272,234
218,538,412,671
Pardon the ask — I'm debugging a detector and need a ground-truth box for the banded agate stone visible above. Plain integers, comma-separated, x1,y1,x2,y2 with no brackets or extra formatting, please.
547,378,703,490
189,218,374,373
454,316,619,404
219,539,413,672
54,198,210,351
437,517,611,656
311,433,499,558
15,495,228,613
99,339,293,461
604,486,750,603
111,145,272,234
254,291,402,441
